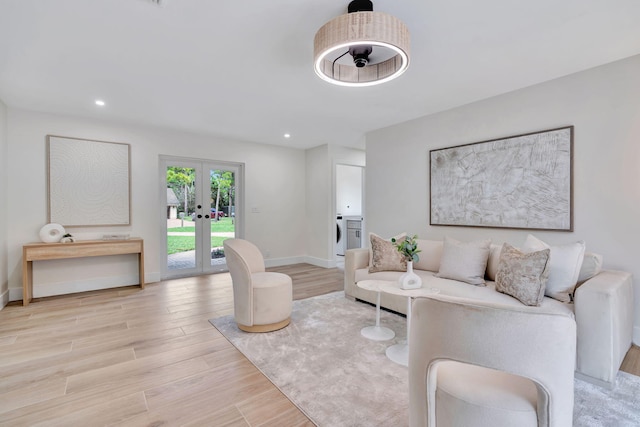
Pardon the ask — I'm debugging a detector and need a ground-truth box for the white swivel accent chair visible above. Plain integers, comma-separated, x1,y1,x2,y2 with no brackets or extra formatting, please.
223,238,292,332
409,294,576,427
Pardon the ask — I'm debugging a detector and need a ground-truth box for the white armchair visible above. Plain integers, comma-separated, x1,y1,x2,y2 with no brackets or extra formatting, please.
409,294,576,427
223,239,292,332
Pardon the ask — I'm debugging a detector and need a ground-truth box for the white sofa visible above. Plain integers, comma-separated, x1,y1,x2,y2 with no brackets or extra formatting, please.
344,238,634,388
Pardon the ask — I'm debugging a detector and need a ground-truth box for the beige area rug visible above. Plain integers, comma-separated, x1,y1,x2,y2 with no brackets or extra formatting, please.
210,292,640,427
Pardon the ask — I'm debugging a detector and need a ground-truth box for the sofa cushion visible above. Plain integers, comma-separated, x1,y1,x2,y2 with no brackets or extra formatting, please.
436,237,491,286
413,239,444,272
368,232,407,273
495,243,550,306
522,234,585,303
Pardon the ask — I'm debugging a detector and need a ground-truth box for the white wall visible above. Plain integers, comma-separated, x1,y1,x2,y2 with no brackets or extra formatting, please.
305,145,331,266
336,164,362,216
6,109,307,300
305,144,366,266
366,54,640,344
0,98,8,308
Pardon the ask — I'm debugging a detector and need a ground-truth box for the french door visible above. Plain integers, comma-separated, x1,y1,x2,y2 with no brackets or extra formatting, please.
160,156,243,279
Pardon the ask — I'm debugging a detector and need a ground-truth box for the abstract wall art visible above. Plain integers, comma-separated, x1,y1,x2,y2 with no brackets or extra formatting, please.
430,126,573,231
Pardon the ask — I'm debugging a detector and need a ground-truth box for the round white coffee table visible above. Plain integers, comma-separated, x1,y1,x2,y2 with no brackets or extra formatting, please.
380,282,440,366
357,280,396,341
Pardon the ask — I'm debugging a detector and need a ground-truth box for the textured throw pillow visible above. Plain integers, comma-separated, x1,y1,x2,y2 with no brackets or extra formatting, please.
522,234,585,303
368,232,406,267
368,233,407,273
495,243,550,306
435,237,491,286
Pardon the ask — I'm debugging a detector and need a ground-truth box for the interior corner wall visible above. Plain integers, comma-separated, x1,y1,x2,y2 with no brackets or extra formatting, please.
5,109,307,301
0,99,8,308
365,54,640,344
305,144,332,266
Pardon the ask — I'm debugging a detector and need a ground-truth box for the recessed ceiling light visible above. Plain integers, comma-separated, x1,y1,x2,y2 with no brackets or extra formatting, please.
95,100,105,106
284,133,291,138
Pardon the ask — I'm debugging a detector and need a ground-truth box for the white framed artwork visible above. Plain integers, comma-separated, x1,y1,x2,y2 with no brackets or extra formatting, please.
47,135,131,226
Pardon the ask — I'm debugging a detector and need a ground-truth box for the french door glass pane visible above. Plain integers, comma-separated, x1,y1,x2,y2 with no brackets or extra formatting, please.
166,166,197,271
209,169,236,271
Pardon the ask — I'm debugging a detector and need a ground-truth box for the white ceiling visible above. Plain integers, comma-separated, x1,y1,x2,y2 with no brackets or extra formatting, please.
1,0,639,150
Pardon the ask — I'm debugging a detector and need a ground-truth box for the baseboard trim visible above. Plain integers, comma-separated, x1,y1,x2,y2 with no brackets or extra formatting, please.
264,256,306,268
0,288,9,309
303,256,335,269
145,272,161,284
263,256,335,269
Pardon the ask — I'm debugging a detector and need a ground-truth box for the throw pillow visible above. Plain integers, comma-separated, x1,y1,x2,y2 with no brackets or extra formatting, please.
368,232,406,267
495,243,550,306
577,252,603,284
435,237,491,286
522,234,585,303
413,239,444,272
368,233,407,273
485,243,503,281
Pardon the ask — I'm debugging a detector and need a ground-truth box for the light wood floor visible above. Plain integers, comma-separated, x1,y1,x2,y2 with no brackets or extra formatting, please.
0,264,637,426
0,264,341,426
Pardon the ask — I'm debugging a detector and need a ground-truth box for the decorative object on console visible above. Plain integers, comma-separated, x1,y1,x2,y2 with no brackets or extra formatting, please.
102,234,131,240
430,126,573,231
313,0,410,87
60,233,75,243
392,234,422,290
47,135,131,227
38,223,65,243
495,243,550,306
435,237,491,286
522,234,585,303
368,232,407,273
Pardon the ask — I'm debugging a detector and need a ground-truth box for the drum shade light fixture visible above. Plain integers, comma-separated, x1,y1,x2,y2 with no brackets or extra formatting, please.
314,0,410,87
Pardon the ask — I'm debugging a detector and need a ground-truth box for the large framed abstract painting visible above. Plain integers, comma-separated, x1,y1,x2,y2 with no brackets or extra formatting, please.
47,135,131,226
430,126,573,231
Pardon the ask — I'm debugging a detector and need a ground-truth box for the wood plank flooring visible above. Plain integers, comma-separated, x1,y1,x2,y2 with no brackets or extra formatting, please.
0,264,341,426
0,263,637,426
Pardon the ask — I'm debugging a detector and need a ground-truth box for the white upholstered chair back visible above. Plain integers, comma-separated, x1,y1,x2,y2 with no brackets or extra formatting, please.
409,294,576,427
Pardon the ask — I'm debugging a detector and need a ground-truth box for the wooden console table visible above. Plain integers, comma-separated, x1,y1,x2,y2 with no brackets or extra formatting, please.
22,238,144,306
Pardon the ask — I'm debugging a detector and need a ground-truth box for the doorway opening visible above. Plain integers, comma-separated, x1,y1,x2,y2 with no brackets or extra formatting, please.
335,163,365,261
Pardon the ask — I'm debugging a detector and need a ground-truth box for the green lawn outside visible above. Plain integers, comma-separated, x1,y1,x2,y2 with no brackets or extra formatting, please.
167,236,230,255
168,217,234,232
167,217,235,255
